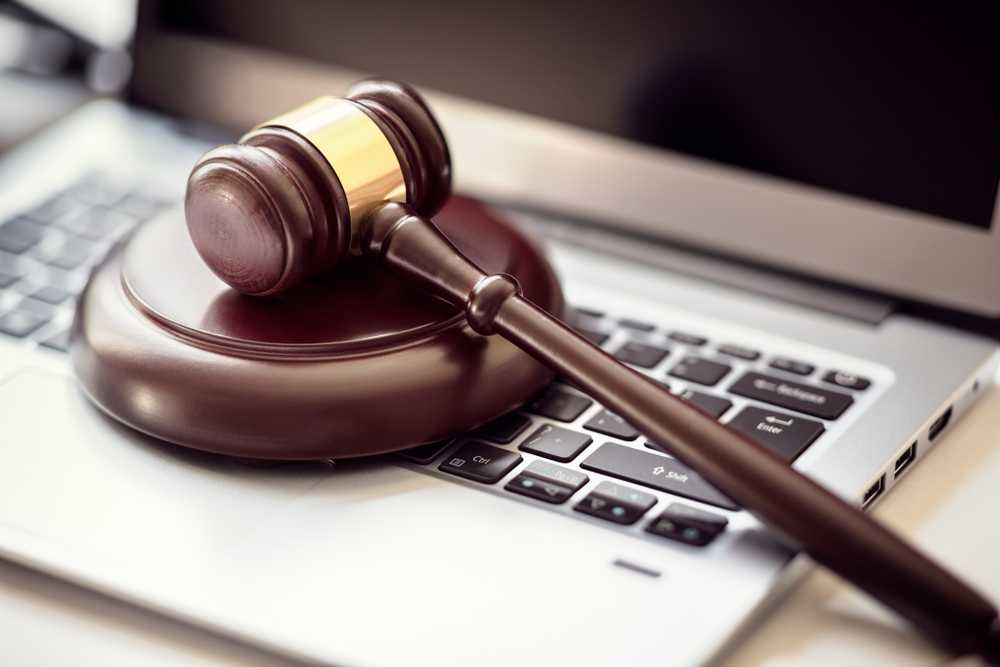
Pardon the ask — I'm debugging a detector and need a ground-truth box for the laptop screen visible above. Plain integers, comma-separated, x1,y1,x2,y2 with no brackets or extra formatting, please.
131,0,1000,317
151,0,999,232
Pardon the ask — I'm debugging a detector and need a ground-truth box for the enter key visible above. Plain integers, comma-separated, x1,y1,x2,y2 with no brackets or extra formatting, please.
726,406,825,462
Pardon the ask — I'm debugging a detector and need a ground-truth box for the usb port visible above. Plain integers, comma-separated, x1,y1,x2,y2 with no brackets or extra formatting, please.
894,442,917,478
928,406,952,442
861,474,885,509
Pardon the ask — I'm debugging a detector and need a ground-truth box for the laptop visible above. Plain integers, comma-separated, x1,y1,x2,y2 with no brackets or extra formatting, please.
0,1,997,665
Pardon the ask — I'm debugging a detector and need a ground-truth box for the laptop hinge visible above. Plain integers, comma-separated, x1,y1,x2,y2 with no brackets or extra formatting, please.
504,207,898,326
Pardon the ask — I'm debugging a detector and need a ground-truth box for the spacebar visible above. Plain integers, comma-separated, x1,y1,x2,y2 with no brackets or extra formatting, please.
580,443,738,511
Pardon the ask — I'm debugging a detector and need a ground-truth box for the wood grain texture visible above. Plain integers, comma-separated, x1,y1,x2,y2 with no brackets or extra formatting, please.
72,196,561,459
185,79,450,298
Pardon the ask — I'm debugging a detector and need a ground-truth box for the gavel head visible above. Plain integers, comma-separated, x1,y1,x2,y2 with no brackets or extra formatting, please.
184,79,451,297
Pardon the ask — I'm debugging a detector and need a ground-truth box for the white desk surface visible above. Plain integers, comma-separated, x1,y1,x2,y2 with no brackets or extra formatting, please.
2,368,1000,667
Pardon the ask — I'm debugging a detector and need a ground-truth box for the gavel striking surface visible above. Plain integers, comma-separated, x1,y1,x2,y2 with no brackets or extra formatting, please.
72,196,561,459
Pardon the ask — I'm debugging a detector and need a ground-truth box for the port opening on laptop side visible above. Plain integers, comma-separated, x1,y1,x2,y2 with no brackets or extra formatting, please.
928,406,953,442
861,473,886,510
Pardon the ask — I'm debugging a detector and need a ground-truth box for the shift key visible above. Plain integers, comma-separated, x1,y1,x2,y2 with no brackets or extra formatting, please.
581,443,738,511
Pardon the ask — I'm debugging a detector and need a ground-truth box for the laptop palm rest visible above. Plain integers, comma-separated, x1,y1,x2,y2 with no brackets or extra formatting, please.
0,370,789,667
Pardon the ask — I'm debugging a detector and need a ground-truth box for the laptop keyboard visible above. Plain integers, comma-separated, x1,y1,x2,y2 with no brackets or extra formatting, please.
0,175,875,550
0,176,170,350
398,307,875,548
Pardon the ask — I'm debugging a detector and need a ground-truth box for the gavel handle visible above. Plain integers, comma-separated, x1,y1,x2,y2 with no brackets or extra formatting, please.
362,202,1000,661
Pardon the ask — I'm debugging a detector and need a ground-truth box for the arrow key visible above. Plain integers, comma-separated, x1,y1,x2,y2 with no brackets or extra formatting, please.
574,480,656,525
646,503,729,546
505,474,574,504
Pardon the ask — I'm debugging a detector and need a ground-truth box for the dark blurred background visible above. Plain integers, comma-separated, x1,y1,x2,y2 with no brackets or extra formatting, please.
160,0,1000,229
3,0,1000,229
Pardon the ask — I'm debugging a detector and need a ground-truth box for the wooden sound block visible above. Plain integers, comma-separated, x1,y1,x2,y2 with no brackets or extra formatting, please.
72,196,562,460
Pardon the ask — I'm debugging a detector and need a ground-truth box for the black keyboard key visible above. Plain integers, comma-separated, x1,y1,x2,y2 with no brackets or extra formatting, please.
39,329,72,353
677,390,732,420
669,332,706,346
116,194,165,220
16,298,53,317
574,328,609,346
619,318,655,332
613,341,669,368
55,237,97,264
526,386,592,422
0,311,48,337
581,443,738,510
31,286,73,305
574,481,657,525
520,459,589,491
643,441,673,456
822,370,871,390
396,438,456,464
589,480,657,507
60,208,133,241
71,179,127,207
729,372,853,420
726,406,825,462
49,235,100,269
471,412,531,444
506,474,575,504
0,219,45,254
573,307,604,319
584,410,639,441
575,495,645,524
0,251,29,277
439,441,522,484
519,424,592,462
24,195,82,224
668,356,731,386
770,358,814,376
645,503,729,546
718,344,760,360
49,254,85,271
0,271,17,288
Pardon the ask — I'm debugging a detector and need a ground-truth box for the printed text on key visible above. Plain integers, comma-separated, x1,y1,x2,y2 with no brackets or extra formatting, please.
729,372,853,420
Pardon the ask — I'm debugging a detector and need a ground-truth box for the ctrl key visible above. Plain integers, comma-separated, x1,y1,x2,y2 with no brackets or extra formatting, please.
645,503,728,546
439,441,522,484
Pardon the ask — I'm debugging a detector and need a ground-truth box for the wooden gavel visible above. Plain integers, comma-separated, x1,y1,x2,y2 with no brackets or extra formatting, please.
184,79,1000,661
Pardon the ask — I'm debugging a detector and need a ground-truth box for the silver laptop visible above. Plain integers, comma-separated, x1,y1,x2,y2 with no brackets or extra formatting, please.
0,2,997,666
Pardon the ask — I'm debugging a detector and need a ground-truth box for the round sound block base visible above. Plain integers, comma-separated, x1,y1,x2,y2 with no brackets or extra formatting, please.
72,197,562,460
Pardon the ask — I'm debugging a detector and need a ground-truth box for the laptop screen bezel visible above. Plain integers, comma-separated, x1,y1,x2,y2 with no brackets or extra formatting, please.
129,1,1000,319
